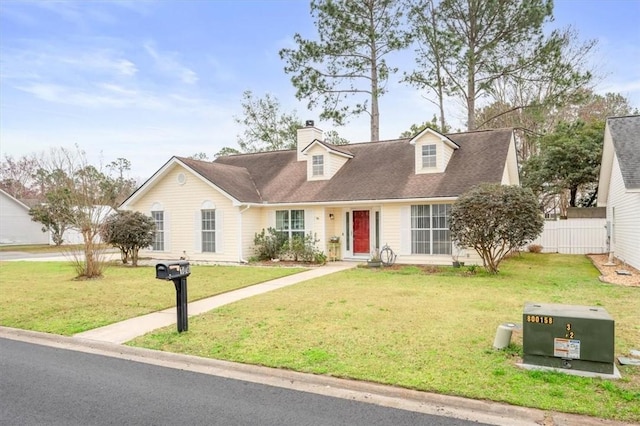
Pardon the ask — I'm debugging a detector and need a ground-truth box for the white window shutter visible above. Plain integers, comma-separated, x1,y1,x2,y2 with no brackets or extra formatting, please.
194,210,201,253
400,206,410,255
164,211,171,253
305,209,314,234
267,210,275,229
215,209,224,253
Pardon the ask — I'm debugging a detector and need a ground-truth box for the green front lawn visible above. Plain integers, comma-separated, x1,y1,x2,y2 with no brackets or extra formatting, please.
130,254,640,422
0,262,305,335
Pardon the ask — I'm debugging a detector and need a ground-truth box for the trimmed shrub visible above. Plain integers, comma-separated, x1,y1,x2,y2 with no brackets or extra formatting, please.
528,244,543,253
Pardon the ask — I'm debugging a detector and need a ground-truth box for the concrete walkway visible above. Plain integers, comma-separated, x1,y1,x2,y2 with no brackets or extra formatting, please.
74,262,357,344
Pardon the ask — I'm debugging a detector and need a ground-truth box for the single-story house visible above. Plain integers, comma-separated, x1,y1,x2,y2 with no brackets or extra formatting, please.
0,189,49,245
597,115,640,271
120,122,519,265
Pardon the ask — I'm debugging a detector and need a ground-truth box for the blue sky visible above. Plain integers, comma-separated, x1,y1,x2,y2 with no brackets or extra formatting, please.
1,0,639,181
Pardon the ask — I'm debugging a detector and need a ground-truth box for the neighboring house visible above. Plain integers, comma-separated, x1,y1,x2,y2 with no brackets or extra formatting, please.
597,115,640,271
120,122,519,265
50,205,117,245
0,189,49,245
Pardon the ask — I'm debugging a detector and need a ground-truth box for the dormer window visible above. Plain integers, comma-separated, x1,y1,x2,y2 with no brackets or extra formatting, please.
312,155,324,176
422,144,436,168
302,140,353,180
410,128,458,175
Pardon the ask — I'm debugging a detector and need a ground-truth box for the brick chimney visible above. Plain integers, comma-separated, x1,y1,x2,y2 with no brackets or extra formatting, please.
296,120,323,161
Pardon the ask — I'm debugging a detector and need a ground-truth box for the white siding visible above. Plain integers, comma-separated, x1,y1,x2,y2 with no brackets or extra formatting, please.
532,219,607,254
240,207,262,261
329,154,349,177
501,136,520,185
500,164,510,186
413,133,440,174
305,208,319,240
382,202,483,266
0,192,49,245
130,165,239,262
296,126,323,161
324,207,341,258
412,132,457,175
608,155,640,270
442,144,455,171
305,144,349,180
306,145,326,181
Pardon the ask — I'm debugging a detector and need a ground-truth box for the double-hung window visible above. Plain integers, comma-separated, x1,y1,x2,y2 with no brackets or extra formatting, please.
410,204,451,255
201,209,216,252
431,204,451,254
151,210,164,251
276,210,305,241
422,144,436,169
312,155,324,176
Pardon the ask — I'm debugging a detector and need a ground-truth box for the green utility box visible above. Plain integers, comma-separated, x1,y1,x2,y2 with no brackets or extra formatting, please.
523,302,615,374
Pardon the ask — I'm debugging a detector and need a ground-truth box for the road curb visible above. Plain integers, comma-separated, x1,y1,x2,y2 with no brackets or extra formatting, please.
1,327,633,426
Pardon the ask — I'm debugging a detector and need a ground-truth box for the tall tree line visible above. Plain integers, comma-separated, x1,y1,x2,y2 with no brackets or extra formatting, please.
228,0,634,215
279,0,599,141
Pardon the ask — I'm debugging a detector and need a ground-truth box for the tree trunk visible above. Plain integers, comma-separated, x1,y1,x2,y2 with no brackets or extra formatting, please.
438,79,446,132
431,9,447,132
371,89,379,141
467,6,477,131
585,187,598,207
467,75,475,130
81,228,103,278
120,247,129,264
83,231,96,278
370,30,380,141
570,186,578,207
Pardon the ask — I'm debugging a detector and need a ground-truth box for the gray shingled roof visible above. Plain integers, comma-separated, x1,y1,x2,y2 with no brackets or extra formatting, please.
178,158,262,203
302,140,354,157
608,115,640,190
182,128,514,204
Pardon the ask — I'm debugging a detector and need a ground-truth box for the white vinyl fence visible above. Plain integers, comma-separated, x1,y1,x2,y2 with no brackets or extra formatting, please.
531,218,607,254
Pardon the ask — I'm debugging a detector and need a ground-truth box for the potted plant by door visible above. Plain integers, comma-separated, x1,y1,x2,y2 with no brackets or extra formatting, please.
368,249,382,268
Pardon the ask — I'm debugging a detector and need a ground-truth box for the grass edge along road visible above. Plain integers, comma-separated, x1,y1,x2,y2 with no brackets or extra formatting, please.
0,261,306,335
130,254,640,422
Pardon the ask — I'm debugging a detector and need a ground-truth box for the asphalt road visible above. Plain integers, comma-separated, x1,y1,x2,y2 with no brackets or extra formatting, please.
0,338,488,426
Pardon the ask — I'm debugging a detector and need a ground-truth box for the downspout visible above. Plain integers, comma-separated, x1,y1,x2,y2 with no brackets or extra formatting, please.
238,205,251,263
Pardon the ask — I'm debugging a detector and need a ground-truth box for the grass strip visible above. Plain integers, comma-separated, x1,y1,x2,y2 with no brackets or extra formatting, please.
130,254,640,422
0,262,305,335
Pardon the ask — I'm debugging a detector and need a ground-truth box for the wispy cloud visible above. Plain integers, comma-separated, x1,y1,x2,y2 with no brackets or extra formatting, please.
17,82,147,109
59,51,138,77
7,0,152,29
15,81,220,113
144,41,198,84
1,44,138,82
0,36,212,114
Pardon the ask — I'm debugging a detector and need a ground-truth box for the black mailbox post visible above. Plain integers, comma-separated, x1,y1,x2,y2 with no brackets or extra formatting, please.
155,261,191,332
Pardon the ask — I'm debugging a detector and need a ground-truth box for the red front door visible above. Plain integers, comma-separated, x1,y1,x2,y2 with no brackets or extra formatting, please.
353,210,370,254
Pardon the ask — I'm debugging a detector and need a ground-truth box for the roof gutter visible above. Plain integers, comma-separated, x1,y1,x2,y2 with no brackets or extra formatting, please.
233,196,459,208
